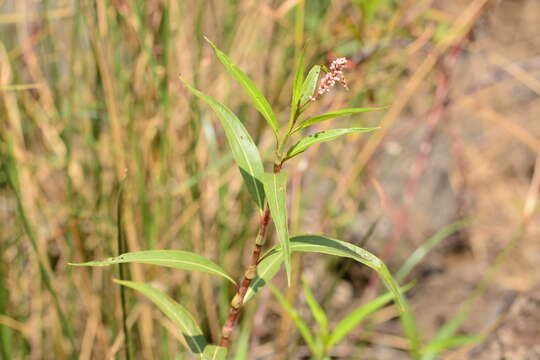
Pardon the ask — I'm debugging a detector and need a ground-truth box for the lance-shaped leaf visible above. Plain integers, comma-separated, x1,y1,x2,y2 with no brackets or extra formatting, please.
288,52,304,129
70,250,236,285
243,235,421,355
243,246,283,303
286,127,378,160
181,79,265,211
205,37,279,137
261,172,291,285
299,65,321,108
113,280,207,354
293,107,385,132
202,345,228,360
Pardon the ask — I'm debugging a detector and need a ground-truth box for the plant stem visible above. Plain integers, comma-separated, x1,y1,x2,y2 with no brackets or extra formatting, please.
219,162,283,348
219,206,270,347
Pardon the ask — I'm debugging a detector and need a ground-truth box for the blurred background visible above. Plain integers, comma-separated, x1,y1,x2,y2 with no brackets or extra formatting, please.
1,0,540,359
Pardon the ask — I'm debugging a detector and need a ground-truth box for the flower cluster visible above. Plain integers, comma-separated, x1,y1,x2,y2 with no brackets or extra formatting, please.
310,57,349,102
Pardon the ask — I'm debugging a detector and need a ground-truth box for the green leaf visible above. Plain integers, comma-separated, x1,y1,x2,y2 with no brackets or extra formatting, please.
205,37,279,137
422,335,483,359
70,250,236,285
261,172,291,285
299,65,321,107
268,283,319,357
202,345,228,360
424,310,470,358
180,79,265,211
244,235,421,355
294,107,385,132
328,283,414,348
113,280,207,354
286,127,378,160
302,278,329,339
288,52,304,128
243,246,283,303
396,220,470,283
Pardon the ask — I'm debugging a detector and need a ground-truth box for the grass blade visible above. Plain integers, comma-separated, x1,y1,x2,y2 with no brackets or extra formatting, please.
286,127,378,159
422,335,483,357
180,79,266,211
396,219,470,283
113,280,207,354
293,107,385,132
268,283,318,357
205,37,279,137
302,278,329,339
71,250,237,285
261,173,291,285
328,283,414,348
4,143,76,352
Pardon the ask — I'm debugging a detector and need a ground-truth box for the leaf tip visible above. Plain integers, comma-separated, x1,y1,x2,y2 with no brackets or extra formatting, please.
286,270,292,287
178,75,188,86
284,253,292,287
68,261,95,267
203,36,217,49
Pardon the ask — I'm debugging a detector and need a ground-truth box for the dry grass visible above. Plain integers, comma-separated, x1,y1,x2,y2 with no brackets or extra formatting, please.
1,0,539,359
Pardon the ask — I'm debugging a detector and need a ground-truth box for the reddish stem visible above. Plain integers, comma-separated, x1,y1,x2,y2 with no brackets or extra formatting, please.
219,163,281,348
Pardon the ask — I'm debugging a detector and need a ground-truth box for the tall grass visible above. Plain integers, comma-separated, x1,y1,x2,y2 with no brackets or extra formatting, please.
2,0,538,359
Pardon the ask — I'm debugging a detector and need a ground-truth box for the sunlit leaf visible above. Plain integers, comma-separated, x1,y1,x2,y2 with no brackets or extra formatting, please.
299,65,321,108
202,345,228,360
113,280,207,354
243,247,283,303
328,283,414,348
268,283,319,356
70,250,236,285
205,37,279,137
180,79,265,211
286,127,378,160
294,107,384,132
288,52,304,128
261,172,291,285
244,235,421,355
